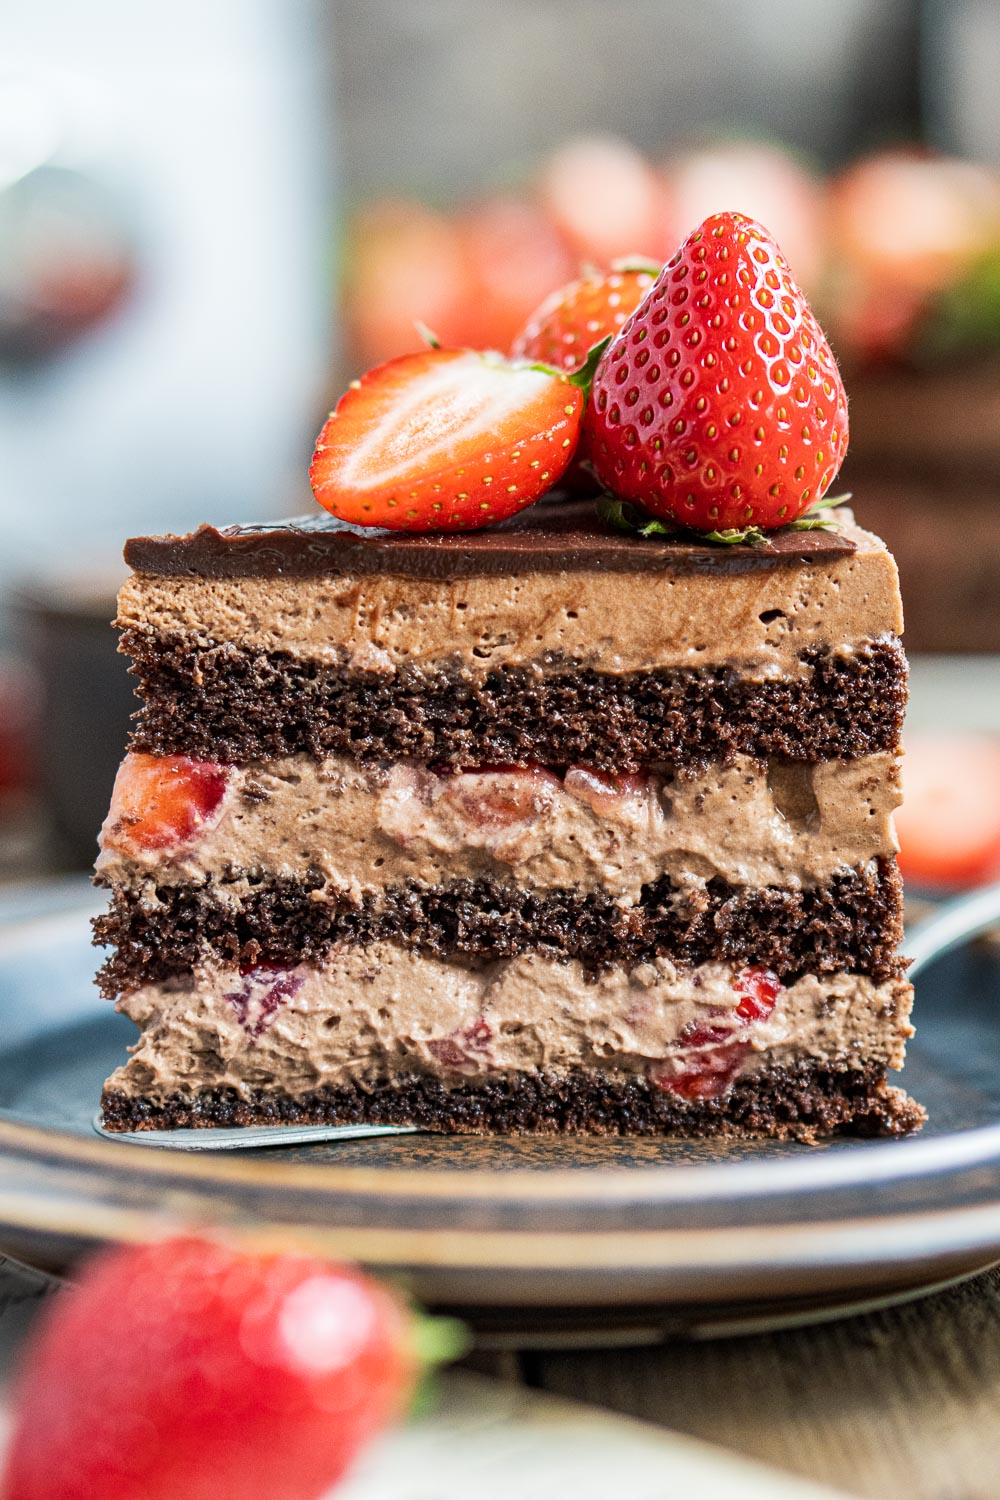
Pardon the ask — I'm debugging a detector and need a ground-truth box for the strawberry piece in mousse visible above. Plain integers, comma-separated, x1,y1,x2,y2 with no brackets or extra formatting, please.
652,966,782,1101
100,752,230,857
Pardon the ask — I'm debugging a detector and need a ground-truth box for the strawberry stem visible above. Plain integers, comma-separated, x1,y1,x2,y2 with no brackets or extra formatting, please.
414,321,442,350
564,334,613,394
410,1311,470,1370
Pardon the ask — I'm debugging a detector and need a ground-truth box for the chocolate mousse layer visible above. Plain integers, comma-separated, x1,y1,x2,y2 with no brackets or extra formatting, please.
118,509,896,676
97,753,902,900
103,946,914,1093
99,945,919,1137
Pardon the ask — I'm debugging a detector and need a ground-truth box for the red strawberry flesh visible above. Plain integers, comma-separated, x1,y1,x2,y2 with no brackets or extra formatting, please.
652,965,781,1100
100,752,229,857
310,347,582,532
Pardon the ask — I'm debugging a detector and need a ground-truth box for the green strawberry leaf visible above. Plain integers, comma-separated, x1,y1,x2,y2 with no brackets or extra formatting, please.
520,333,612,399
596,496,680,537
785,515,837,532
783,491,852,532
702,526,769,547
596,492,850,546
563,333,613,392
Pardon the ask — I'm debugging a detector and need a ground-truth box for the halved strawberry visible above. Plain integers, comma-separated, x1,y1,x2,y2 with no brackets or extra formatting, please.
99,752,230,857
310,348,590,532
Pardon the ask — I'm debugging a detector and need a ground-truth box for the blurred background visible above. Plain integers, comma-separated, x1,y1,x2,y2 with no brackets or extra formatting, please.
1,0,998,893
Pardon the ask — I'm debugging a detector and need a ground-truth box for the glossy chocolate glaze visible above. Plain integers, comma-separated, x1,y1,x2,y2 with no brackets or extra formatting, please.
124,498,857,580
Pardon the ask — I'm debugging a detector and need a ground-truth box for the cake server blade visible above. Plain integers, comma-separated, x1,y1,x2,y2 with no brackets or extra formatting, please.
92,1116,418,1150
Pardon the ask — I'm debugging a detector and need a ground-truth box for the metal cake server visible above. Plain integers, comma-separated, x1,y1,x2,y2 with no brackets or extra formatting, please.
93,881,1000,1152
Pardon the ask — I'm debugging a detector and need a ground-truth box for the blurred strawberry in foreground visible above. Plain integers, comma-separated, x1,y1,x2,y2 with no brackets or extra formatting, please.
895,735,1000,891
537,135,674,265
586,211,849,534
311,345,593,531
1,1236,451,1500
663,140,826,294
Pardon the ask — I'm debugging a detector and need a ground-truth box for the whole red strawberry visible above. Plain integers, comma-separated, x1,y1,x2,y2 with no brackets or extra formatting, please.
586,212,849,532
2,1237,424,1500
511,261,659,372
511,262,659,493
310,346,588,531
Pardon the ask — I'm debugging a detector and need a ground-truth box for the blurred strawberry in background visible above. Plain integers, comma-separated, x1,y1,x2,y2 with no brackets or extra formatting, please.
535,135,674,265
340,134,1000,377
826,150,1000,364
342,198,477,368
455,195,575,352
661,138,826,292
895,735,1000,891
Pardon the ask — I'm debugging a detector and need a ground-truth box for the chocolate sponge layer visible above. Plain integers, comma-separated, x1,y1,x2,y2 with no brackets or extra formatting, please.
120,630,906,772
100,1060,925,1139
94,859,906,995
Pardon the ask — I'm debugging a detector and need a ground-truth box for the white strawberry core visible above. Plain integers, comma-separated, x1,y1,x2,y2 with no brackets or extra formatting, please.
339,352,555,490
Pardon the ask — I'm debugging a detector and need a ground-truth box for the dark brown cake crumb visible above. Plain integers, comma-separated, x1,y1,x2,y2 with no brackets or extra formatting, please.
93,859,906,995
100,1061,926,1139
119,630,907,771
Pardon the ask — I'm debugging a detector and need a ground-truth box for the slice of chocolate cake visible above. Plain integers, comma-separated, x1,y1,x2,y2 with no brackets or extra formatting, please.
95,498,922,1137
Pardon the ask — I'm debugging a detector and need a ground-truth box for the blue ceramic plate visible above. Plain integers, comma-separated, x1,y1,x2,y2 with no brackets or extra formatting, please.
0,878,998,1337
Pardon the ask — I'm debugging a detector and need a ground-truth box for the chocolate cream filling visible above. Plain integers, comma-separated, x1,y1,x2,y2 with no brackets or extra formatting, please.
98,752,901,900
105,946,914,1104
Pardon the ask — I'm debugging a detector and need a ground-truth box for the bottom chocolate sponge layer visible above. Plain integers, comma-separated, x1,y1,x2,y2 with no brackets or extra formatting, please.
101,1062,925,1141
